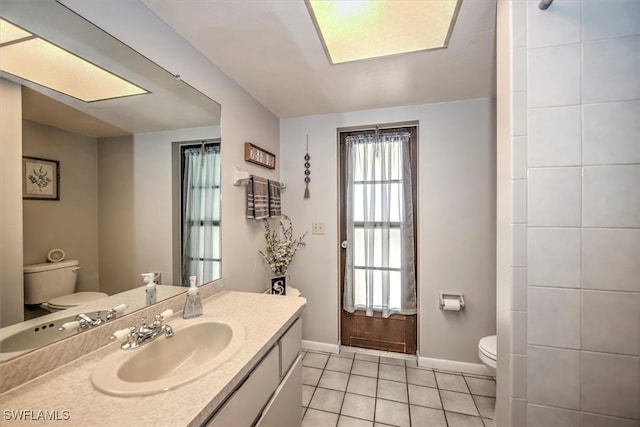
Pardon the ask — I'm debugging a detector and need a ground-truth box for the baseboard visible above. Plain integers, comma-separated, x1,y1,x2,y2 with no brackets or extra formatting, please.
417,353,492,376
301,340,340,354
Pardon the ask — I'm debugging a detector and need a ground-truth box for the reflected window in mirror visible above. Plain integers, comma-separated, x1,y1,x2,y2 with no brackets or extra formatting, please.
180,141,221,286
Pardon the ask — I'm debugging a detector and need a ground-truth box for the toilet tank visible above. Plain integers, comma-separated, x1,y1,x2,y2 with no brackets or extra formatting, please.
23,260,80,305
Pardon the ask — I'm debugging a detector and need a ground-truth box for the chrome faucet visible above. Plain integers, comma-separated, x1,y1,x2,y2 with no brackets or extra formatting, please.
111,309,174,350
58,304,129,332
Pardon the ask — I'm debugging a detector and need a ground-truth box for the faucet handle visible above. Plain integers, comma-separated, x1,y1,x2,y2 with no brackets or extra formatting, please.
59,321,80,332
111,328,130,340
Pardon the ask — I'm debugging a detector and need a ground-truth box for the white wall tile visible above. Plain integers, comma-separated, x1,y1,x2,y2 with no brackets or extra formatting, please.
582,228,640,292
511,310,528,354
527,0,581,48
512,136,528,180
527,404,580,427
528,228,581,288
529,167,581,226
527,345,581,409
583,165,640,228
583,100,640,165
581,352,640,419
583,37,640,104
528,287,581,348
528,44,581,107
511,398,527,427
512,267,528,311
513,224,528,267
511,354,527,399
513,91,528,136
583,0,640,42
513,47,528,92
528,106,581,167
581,412,640,427
512,0,527,48
513,179,528,223
582,290,640,356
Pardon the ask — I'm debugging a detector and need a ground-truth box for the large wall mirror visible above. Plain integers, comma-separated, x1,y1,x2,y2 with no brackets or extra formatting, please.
0,0,222,361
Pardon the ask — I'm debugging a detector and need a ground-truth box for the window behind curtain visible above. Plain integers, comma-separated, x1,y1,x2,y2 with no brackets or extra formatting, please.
181,141,221,286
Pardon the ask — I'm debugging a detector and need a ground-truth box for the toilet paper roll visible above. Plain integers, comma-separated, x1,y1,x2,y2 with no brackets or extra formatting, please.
443,298,461,311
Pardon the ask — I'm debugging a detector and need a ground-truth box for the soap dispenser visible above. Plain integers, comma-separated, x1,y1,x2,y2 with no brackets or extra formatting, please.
183,275,203,319
142,273,157,306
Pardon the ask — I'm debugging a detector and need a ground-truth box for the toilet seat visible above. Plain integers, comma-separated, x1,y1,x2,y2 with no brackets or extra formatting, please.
478,335,497,374
479,335,497,361
42,291,109,311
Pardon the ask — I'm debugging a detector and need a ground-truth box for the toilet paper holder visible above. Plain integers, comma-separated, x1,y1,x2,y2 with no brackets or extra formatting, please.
439,291,465,310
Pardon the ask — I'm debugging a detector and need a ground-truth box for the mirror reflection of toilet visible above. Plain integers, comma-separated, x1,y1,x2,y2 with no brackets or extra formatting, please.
23,260,108,312
478,335,497,375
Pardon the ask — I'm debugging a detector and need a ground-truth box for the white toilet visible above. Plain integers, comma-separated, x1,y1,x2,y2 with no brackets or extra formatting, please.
24,259,108,311
478,335,497,375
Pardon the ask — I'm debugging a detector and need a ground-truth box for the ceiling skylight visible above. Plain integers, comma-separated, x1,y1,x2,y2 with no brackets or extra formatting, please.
0,18,148,102
306,0,461,64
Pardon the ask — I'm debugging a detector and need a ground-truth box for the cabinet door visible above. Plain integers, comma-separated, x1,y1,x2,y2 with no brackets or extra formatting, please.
256,355,302,427
206,346,279,427
279,318,301,378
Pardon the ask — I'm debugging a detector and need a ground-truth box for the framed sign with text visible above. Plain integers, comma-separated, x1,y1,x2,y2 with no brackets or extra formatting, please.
244,142,276,169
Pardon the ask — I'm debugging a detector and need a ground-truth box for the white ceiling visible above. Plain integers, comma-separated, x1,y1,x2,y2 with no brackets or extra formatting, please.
143,0,497,119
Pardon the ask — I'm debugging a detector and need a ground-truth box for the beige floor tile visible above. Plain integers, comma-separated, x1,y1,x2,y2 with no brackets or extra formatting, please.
407,368,437,388
347,374,378,397
377,379,408,403
379,364,406,383
352,360,379,378
465,377,496,397
436,371,470,393
302,408,339,427
375,398,410,427
380,356,406,366
303,352,330,369
409,405,447,427
338,415,374,427
440,390,479,416
303,366,323,386
445,411,485,427
408,384,442,409
319,370,350,392
309,387,345,413
355,353,380,363
473,395,496,419
326,355,354,373
303,384,315,406
341,393,376,421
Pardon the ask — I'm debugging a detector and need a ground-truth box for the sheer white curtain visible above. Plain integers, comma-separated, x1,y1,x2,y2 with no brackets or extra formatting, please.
343,131,416,318
182,143,221,286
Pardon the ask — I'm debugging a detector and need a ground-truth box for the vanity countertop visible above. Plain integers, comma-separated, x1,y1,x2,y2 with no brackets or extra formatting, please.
0,291,306,426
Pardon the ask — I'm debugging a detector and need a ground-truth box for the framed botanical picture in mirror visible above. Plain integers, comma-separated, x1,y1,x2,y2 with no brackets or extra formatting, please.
23,156,60,200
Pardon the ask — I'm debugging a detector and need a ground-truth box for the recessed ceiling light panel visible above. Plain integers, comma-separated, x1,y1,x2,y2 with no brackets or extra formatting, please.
306,0,462,64
0,18,148,102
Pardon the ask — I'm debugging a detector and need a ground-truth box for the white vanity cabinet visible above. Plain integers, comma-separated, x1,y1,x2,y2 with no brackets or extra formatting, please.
205,317,302,427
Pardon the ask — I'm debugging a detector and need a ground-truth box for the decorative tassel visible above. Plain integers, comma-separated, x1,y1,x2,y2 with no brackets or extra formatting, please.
304,135,311,199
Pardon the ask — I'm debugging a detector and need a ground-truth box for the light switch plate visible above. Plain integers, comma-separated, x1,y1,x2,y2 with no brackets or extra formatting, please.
312,222,325,235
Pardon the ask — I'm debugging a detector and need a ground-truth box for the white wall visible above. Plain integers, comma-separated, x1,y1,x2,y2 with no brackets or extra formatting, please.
98,126,220,295
506,1,640,425
22,121,100,293
280,98,496,363
0,79,24,327
64,0,282,293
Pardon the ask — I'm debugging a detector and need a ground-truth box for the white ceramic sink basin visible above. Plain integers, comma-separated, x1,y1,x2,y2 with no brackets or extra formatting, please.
91,316,246,396
0,310,110,361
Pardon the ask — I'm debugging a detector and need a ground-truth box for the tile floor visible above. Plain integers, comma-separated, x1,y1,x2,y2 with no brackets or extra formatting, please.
301,349,496,427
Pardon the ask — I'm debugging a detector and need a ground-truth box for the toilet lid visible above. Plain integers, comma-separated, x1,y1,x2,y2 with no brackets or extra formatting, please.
48,292,109,308
479,335,497,361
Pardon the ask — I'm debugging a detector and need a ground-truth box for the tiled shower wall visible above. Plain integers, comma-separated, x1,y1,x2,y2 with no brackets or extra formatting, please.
510,0,639,425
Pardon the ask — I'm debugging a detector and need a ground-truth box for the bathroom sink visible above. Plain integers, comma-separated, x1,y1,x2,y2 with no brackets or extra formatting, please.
0,310,110,361
91,317,246,397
